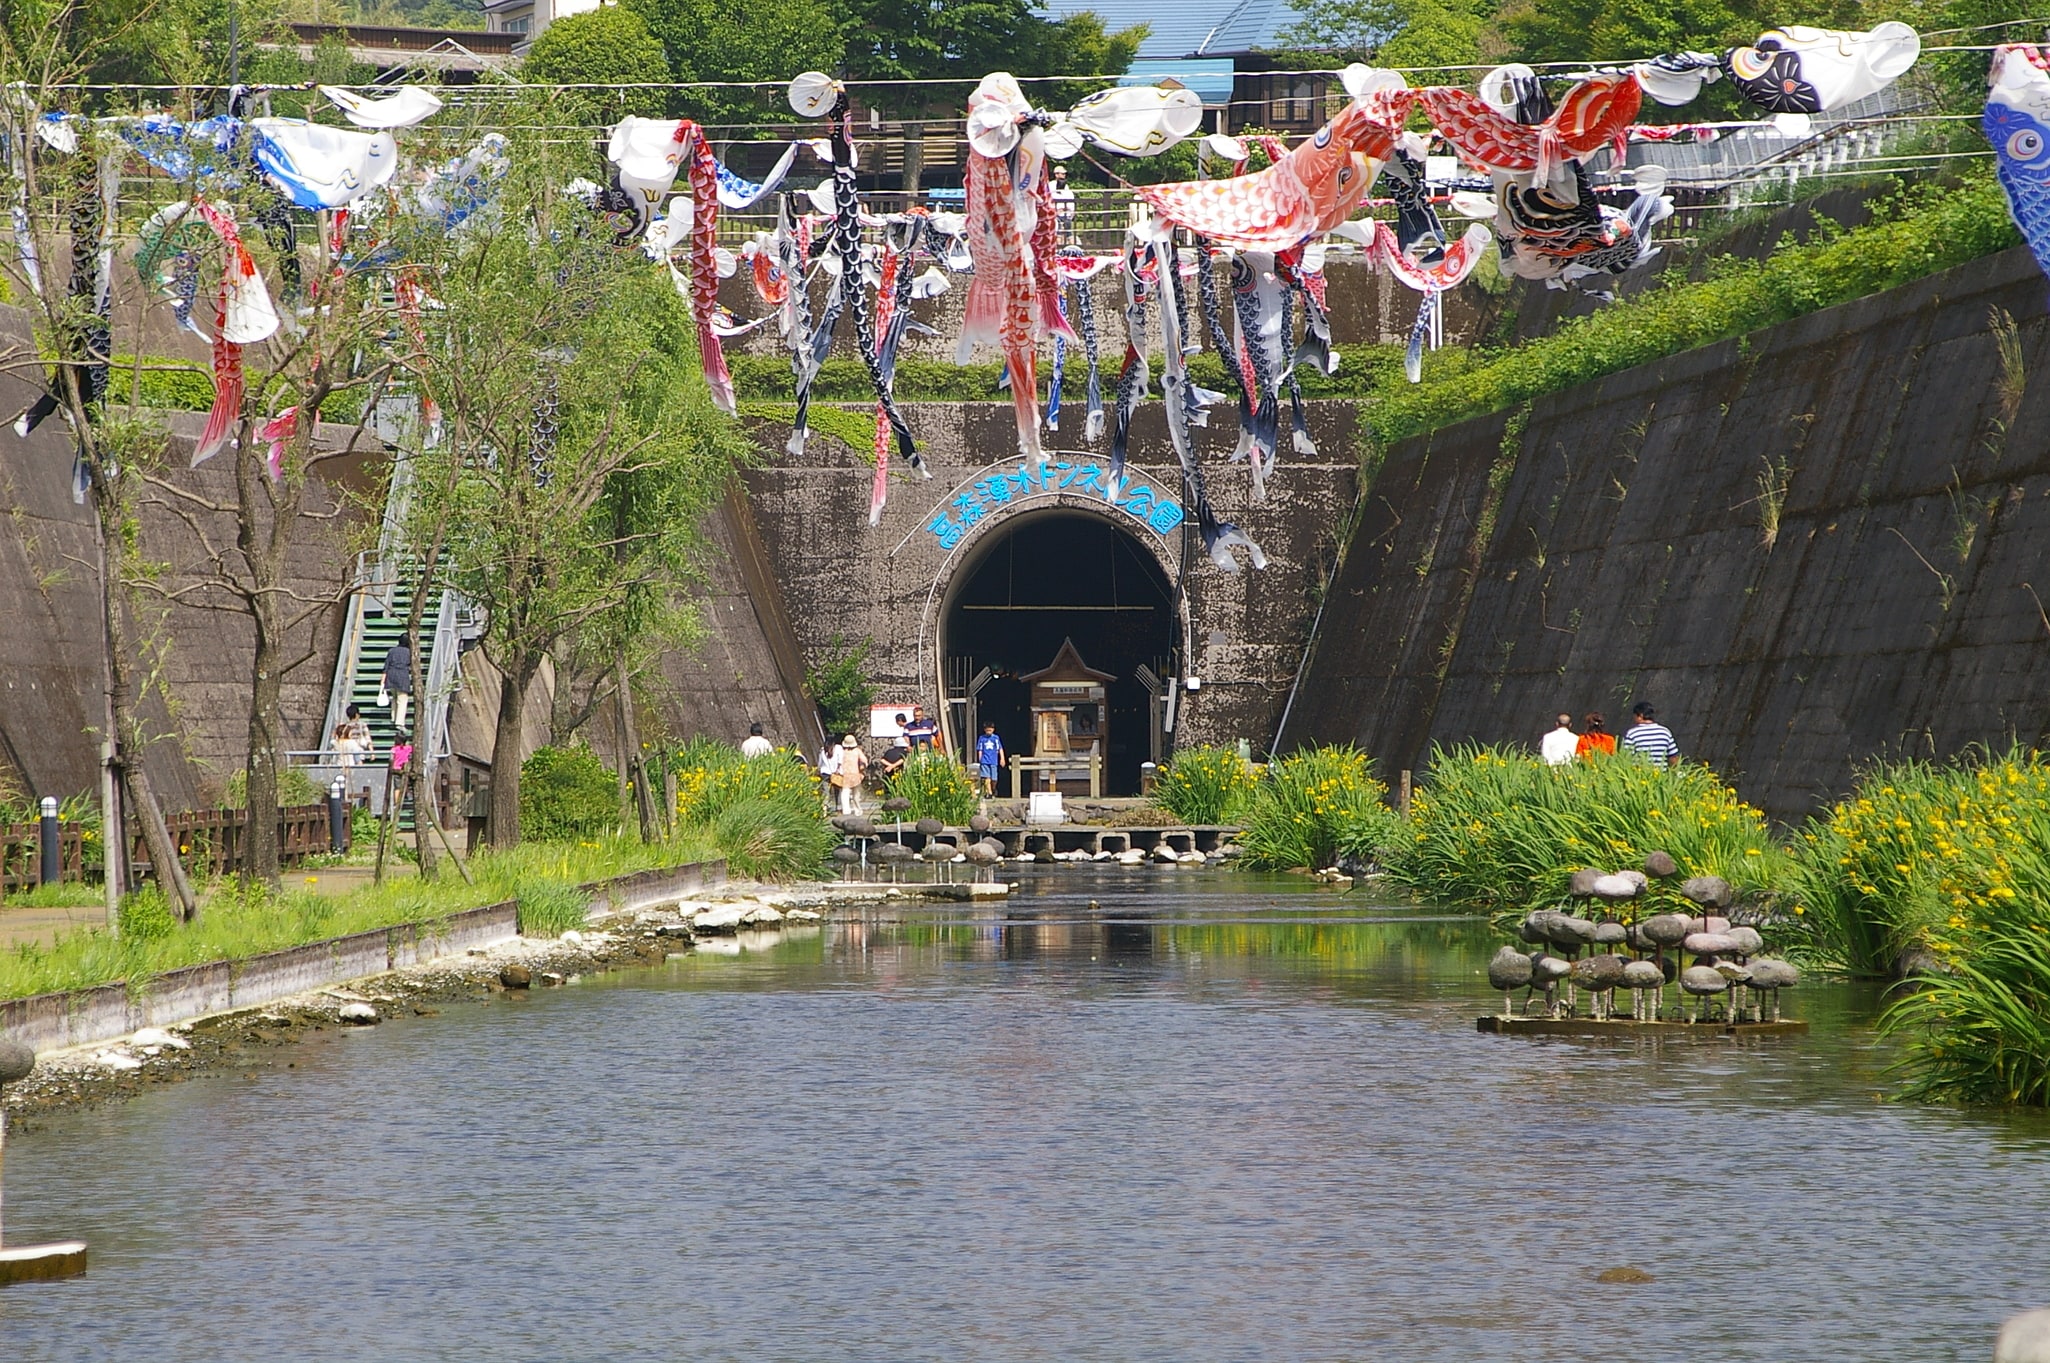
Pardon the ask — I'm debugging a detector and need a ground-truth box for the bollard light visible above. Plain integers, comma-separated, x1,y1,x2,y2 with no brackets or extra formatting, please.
327,776,349,855
37,797,59,887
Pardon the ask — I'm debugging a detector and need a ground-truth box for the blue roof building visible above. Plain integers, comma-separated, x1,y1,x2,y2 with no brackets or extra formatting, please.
1043,0,1334,132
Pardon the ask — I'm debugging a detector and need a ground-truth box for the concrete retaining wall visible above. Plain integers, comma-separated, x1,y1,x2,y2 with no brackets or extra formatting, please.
1285,244,2050,822
0,860,726,1054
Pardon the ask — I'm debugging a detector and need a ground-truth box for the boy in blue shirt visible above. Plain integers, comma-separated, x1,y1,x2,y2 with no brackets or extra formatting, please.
974,723,1005,797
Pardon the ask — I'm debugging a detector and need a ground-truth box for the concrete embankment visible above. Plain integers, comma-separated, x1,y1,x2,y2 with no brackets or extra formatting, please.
0,860,728,1057
1286,245,2050,822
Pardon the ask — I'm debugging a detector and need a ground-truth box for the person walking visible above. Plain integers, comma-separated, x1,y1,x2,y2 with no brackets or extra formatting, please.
1576,712,1617,759
974,722,1006,798
816,740,841,813
333,703,373,767
1540,713,1577,766
741,722,774,758
831,734,869,815
381,641,413,730
1620,702,1679,767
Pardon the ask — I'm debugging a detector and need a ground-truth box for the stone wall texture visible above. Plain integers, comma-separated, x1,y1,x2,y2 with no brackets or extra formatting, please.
739,400,1360,754
1285,244,2050,822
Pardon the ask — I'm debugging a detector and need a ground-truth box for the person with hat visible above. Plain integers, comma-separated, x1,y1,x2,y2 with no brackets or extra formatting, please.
831,734,869,814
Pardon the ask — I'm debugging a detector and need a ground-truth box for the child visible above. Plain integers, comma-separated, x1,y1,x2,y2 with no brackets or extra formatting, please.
974,722,1005,798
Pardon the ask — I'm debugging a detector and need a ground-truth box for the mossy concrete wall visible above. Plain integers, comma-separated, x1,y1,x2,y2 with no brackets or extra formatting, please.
1286,245,2050,822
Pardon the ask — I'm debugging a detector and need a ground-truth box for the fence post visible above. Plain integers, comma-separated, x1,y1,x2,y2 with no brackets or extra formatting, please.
1398,770,1412,817
38,798,59,885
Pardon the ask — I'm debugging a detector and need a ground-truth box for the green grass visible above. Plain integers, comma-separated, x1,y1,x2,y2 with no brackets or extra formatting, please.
2,881,110,909
0,834,717,1002
1384,744,1783,924
672,739,835,878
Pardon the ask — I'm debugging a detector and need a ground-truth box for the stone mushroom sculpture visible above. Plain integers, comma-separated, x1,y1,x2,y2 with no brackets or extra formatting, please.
1746,959,1801,1022
1643,850,1678,879
1489,946,1534,1018
915,816,945,838
875,840,916,881
968,813,992,835
1572,953,1628,1020
831,844,861,879
883,797,912,843
963,840,1001,882
1532,954,1572,1017
1680,965,1728,1023
1621,958,1667,1021
920,839,958,882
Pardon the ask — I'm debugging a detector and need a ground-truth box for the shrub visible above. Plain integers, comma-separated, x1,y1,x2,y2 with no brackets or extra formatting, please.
520,745,619,842
224,766,327,808
805,635,875,741
1155,746,1259,825
1240,746,1398,871
887,752,978,825
710,796,837,880
1384,744,1779,920
1783,749,2050,978
118,886,178,941
1883,922,2050,1107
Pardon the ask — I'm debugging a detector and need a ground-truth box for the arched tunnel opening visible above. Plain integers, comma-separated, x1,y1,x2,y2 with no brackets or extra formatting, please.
941,512,1176,797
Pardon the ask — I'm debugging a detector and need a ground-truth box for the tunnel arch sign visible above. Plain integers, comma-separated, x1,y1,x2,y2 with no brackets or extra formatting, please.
907,455,1186,555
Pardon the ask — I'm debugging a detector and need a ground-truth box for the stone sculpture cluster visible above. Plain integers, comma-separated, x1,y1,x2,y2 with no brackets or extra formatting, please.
832,810,1008,883
1485,852,1800,1024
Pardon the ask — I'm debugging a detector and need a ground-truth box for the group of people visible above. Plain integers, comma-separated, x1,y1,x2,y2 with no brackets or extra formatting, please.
801,705,1011,814
326,642,418,770
1540,703,1679,767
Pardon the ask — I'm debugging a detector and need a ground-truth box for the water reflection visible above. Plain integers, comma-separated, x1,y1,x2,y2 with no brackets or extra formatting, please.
5,867,2050,1363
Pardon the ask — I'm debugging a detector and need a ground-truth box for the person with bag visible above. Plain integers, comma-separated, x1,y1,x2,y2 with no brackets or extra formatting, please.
381,642,414,729
830,734,868,816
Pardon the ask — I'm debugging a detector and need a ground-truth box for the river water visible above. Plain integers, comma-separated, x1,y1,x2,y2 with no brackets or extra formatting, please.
5,868,2049,1362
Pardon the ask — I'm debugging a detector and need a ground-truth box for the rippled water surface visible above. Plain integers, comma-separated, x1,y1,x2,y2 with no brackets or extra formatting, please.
6,868,2050,1362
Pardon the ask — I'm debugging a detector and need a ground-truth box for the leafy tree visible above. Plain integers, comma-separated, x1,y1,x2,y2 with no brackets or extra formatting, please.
626,0,843,128
806,635,875,739
520,5,671,126
1278,0,1494,71
402,147,744,848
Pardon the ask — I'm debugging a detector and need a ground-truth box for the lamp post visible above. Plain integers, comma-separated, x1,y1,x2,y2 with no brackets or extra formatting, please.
36,799,58,888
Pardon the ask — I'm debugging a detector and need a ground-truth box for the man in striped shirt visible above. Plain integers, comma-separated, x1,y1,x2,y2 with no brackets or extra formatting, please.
1620,702,1680,767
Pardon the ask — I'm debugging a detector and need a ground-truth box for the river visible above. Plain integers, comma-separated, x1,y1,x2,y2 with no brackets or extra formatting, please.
4,868,2048,1362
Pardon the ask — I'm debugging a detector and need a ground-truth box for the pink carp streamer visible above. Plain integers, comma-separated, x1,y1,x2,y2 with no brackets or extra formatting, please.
1140,91,1408,251
870,237,902,524
190,200,277,467
679,123,735,414
960,78,1075,473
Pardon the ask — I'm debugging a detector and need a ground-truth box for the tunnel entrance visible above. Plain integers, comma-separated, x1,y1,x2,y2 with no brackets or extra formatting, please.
940,512,1176,797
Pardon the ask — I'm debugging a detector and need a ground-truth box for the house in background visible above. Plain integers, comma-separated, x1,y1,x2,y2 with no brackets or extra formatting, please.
483,0,603,51
1045,0,1334,135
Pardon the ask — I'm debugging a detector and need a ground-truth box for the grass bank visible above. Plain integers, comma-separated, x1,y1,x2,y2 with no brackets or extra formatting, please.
0,834,716,1003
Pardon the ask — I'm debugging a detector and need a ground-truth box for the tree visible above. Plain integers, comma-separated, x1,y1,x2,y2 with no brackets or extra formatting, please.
1278,0,1494,71
626,0,843,128
520,5,672,126
402,158,743,847
0,17,203,917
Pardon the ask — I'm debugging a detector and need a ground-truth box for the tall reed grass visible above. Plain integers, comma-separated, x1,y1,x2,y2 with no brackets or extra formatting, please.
1782,748,2050,978
1384,744,1779,919
1239,746,1398,871
672,739,832,877
1153,746,1259,825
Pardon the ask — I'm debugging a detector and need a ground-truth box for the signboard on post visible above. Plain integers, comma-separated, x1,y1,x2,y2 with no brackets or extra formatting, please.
869,704,914,740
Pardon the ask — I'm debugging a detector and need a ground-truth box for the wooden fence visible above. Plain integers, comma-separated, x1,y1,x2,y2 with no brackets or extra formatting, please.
0,823,88,892
137,804,332,881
